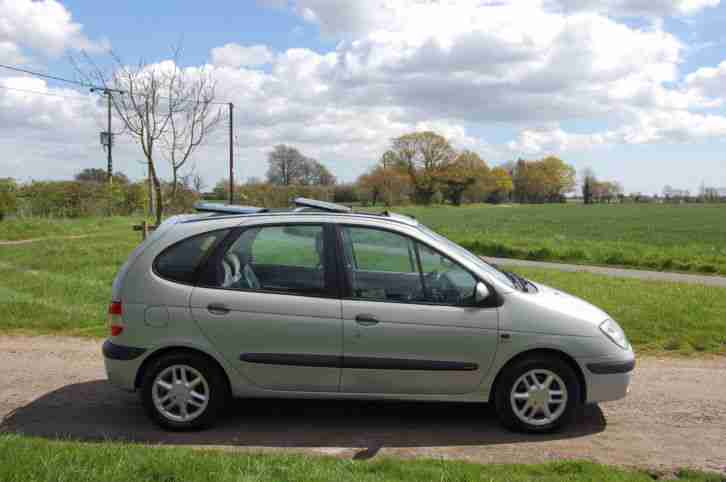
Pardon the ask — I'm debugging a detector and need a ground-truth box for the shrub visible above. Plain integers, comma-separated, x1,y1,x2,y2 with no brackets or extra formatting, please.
332,184,359,204
0,178,18,221
16,180,146,218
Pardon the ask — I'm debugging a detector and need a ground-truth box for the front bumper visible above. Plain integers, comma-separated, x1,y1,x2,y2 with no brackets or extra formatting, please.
102,340,146,392
583,354,635,404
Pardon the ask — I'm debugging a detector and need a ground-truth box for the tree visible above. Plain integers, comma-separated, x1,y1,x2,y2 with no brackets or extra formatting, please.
388,131,456,204
75,46,222,225
75,168,129,184
539,156,576,201
159,66,223,204
358,161,411,206
581,168,596,205
266,145,335,186
487,167,514,204
266,145,307,185
299,158,336,186
512,157,575,203
439,150,486,206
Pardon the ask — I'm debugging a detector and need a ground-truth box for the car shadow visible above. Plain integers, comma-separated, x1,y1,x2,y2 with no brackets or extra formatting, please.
1,380,606,451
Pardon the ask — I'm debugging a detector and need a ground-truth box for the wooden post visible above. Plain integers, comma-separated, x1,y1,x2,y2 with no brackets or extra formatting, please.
142,220,148,240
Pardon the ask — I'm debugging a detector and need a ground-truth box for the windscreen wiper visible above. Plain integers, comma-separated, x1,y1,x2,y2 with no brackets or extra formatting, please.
503,271,525,291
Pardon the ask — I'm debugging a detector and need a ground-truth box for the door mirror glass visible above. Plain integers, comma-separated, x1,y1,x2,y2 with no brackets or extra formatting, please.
474,282,491,304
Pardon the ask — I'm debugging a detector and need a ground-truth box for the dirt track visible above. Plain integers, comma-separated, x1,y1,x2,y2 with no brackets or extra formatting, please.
1,335,725,474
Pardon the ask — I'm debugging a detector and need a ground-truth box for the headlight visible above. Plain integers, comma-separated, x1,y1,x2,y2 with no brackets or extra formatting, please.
599,319,630,350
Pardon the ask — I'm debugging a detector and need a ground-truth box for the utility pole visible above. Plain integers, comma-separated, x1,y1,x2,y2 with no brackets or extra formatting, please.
228,102,234,205
91,87,125,185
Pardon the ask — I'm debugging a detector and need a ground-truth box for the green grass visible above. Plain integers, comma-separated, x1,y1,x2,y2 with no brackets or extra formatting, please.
0,219,139,337
0,216,137,241
1,215,726,354
1,435,723,482
389,203,726,275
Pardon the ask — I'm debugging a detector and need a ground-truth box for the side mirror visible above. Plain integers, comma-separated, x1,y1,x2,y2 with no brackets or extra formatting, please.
474,282,491,304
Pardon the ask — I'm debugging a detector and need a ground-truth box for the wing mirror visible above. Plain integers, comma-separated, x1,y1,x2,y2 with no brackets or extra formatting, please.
474,282,491,304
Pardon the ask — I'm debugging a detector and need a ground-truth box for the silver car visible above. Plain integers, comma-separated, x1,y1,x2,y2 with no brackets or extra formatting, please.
104,198,634,433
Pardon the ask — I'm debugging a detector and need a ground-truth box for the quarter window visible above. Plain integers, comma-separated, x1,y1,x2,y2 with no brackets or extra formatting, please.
155,229,230,284
207,224,327,296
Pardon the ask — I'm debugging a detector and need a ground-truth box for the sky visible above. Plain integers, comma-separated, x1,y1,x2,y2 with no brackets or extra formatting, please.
1,0,726,195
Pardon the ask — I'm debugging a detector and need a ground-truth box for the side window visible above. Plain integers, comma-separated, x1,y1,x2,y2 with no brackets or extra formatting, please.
155,229,230,284
343,227,422,302
342,226,478,306
207,224,327,296
417,243,478,306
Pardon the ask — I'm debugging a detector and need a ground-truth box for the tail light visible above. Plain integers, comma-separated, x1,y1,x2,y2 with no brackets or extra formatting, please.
109,301,124,336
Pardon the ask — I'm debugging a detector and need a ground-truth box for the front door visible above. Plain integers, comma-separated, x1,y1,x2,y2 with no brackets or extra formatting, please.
190,223,342,392
338,225,499,395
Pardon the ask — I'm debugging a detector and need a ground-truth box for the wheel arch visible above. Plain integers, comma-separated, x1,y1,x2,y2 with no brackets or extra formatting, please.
489,348,587,404
134,345,232,395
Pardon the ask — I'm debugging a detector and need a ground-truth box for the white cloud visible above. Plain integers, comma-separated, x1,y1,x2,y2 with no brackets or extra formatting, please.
552,0,720,17
3,0,726,189
211,43,275,68
685,61,726,105
0,0,107,57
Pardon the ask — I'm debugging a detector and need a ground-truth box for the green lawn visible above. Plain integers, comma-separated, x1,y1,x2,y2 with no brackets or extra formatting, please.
1,435,722,482
0,216,135,241
1,216,725,355
390,203,726,275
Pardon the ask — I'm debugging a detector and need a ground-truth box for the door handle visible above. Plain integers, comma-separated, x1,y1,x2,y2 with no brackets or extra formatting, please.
355,314,379,326
207,303,230,315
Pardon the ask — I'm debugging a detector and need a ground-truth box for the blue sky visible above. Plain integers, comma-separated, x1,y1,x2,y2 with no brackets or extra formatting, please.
2,0,726,194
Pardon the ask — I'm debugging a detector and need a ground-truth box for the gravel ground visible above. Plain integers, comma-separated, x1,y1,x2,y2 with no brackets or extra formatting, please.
1,335,725,474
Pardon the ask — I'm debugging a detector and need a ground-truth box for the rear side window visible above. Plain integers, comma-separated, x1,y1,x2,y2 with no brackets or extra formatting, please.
155,229,230,284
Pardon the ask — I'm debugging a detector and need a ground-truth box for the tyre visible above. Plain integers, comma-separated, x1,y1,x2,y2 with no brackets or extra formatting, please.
140,351,230,431
494,354,581,433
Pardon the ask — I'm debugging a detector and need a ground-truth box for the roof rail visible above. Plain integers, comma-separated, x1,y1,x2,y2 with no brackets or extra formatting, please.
381,210,418,226
193,202,268,215
293,197,352,213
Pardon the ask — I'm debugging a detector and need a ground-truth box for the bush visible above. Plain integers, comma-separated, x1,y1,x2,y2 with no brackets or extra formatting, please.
332,184,359,203
0,179,18,221
16,180,146,218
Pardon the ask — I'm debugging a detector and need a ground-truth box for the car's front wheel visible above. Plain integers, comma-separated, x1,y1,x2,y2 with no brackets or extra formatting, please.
494,354,582,433
140,351,229,431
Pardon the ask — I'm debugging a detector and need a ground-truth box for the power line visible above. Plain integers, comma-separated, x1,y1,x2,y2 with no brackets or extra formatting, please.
0,84,95,101
0,63,97,89
0,63,232,105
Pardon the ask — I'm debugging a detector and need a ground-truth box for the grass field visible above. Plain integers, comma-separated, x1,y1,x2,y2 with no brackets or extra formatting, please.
1,435,723,482
0,216,725,354
391,203,726,275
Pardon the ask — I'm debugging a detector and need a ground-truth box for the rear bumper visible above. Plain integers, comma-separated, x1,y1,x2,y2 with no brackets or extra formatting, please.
102,340,146,392
583,354,635,403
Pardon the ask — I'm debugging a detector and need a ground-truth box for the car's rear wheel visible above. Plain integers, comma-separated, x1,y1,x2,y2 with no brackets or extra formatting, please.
494,354,581,433
140,351,229,431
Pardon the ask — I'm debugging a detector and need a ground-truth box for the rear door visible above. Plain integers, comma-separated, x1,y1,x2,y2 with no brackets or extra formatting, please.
338,225,499,395
190,223,343,392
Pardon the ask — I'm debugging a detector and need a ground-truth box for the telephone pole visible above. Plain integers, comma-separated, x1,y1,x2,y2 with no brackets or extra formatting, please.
228,102,234,205
90,87,126,186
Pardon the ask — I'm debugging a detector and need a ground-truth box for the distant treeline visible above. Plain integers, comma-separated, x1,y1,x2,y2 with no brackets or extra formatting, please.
2,130,724,221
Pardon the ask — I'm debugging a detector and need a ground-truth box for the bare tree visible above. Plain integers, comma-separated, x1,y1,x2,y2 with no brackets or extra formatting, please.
73,46,222,224
266,145,306,185
160,67,222,203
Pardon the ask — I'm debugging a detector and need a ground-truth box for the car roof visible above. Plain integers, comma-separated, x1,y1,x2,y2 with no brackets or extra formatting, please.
182,200,419,228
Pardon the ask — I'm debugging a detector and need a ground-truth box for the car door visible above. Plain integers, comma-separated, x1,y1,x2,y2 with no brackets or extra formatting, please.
190,223,343,392
338,225,499,395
